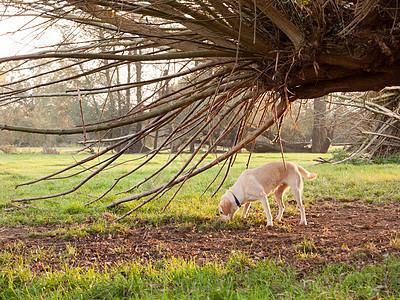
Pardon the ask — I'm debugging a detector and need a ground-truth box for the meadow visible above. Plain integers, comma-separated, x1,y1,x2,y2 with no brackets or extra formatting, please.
0,151,400,299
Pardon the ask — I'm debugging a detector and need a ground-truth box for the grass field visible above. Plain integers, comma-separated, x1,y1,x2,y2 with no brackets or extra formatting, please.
1,151,400,299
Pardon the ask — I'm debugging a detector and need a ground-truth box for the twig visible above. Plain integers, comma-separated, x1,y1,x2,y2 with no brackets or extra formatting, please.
6,202,47,211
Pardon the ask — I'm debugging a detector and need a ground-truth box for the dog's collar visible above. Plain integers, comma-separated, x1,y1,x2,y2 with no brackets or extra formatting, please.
229,190,241,208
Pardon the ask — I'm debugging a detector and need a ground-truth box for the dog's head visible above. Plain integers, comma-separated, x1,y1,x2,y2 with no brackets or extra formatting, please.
218,193,239,222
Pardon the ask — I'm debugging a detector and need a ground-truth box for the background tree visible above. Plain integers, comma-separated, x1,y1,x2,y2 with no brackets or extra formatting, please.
311,97,333,153
1,1,400,217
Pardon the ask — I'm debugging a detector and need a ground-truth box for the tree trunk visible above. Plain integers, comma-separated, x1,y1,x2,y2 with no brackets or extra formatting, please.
312,97,330,153
124,49,149,153
153,69,170,150
153,130,159,150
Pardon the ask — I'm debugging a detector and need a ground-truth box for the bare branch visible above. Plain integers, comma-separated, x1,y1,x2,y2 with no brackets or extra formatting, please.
0,50,241,64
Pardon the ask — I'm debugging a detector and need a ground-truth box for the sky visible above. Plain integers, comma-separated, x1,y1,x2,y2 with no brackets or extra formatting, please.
0,17,33,57
0,15,59,57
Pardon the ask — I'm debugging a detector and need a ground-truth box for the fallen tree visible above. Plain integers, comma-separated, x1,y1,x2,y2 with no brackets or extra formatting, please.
316,89,400,164
1,1,400,217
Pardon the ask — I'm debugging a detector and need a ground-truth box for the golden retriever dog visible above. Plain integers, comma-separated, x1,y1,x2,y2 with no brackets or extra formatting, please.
218,161,317,226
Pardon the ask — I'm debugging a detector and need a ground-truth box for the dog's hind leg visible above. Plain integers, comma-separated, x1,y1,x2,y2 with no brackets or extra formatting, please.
241,202,251,218
274,183,290,222
286,174,307,225
293,188,307,225
292,185,307,225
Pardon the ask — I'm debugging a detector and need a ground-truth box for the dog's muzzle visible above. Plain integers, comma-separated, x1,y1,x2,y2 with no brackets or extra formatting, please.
220,214,231,222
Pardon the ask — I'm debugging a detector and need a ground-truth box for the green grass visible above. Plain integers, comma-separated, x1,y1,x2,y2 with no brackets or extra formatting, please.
1,151,400,299
0,249,399,299
1,152,398,227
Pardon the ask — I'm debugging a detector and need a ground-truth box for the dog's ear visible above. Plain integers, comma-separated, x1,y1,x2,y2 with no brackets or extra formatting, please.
220,196,231,215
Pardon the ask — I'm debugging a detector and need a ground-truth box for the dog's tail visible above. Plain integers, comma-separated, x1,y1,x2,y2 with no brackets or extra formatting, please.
297,165,318,180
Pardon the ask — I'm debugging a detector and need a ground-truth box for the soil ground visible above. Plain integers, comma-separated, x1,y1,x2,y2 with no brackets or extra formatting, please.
1,199,400,273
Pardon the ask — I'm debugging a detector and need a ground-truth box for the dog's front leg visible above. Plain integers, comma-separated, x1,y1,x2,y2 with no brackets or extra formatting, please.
259,195,273,227
241,202,251,218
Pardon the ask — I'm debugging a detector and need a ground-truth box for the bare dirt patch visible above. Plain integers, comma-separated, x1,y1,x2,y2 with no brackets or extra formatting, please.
1,200,400,272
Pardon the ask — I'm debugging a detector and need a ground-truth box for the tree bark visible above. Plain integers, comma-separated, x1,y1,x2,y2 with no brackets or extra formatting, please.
312,97,329,153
